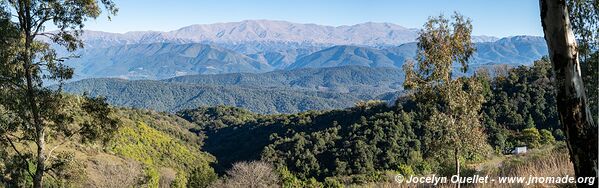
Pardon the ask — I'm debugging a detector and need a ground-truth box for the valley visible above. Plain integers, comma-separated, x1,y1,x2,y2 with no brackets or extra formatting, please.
1,0,596,186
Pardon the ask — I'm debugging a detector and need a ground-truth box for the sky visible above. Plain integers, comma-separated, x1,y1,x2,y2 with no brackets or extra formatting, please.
80,0,543,37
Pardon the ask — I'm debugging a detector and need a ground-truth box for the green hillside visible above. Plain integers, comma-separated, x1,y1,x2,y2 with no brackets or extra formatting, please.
165,66,404,94
176,60,563,185
0,105,216,187
107,109,216,187
61,66,404,114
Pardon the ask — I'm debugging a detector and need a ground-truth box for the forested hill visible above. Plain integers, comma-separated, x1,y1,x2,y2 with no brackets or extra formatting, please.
2,97,217,187
177,60,563,182
60,66,404,114
60,78,362,114
165,66,404,92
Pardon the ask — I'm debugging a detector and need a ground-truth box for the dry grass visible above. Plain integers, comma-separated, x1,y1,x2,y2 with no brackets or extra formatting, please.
81,152,144,188
477,146,575,188
349,146,575,188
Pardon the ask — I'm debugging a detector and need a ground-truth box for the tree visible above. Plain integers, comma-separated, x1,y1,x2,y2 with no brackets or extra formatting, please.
187,166,218,188
539,0,598,183
0,0,118,187
211,161,280,188
521,128,541,148
540,129,556,145
567,0,599,123
480,58,561,152
403,13,489,187
566,0,599,125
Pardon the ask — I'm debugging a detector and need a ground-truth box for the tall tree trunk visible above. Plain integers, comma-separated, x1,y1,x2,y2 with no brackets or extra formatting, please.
18,1,46,187
25,30,46,188
455,147,460,188
539,0,598,186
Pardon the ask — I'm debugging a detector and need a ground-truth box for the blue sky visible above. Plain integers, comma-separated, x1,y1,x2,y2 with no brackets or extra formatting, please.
82,0,543,37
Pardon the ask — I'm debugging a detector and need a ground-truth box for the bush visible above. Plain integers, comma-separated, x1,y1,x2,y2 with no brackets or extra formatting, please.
323,178,343,188
188,167,218,188
539,129,556,145
279,167,302,188
211,161,279,188
521,128,541,148
397,164,414,176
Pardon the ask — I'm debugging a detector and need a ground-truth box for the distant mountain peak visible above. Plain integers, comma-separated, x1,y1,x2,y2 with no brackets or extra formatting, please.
79,20,424,48
498,35,544,42
77,20,523,49
66,34,548,80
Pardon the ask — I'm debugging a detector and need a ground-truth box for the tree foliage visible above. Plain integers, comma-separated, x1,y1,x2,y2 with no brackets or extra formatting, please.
482,58,561,152
0,0,118,186
567,0,599,121
177,56,563,184
539,0,598,180
402,13,490,179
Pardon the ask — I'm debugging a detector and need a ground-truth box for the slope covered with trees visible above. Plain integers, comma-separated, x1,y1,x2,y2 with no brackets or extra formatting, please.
60,78,362,114
165,65,404,94
482,58,561,153
66,43,274,80
0,96,216,187
2,59,565,187
107,109,216,187
60,66,405,114
175,59,564,185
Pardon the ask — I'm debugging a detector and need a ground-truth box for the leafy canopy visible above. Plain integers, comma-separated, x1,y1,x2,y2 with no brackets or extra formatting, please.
0,0,119,186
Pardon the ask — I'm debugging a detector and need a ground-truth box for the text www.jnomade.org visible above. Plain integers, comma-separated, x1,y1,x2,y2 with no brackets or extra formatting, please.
394,174,596,186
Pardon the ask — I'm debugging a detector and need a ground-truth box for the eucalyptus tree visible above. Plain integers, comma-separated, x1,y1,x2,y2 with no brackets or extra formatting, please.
539,0,598,184
566,0,598,121
0,0,118,187
403,13,489,186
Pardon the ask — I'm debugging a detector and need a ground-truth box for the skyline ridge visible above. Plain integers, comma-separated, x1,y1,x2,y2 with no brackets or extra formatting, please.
79,19,538,38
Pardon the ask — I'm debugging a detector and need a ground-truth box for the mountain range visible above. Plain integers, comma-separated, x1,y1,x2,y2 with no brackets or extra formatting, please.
79,20,504,48
57,20,549,113
79,20,422,48
67,43,273,79
65,35,547,80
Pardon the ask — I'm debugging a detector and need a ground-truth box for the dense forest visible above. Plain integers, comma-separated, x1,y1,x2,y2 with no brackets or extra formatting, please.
1,0,596,187
60,66,404,113
176,58,564,185
0,58,577,187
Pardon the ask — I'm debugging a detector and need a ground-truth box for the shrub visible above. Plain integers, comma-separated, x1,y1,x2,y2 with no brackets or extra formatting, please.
211,161,279,188
539,129,556,145
323,177,343,188
188,167,218,188
521,128,541,148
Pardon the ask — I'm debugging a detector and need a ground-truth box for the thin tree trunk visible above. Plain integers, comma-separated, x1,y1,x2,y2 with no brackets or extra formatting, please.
18,1,46,187
25,32,46,188
455,147,460,188
539,0,598,187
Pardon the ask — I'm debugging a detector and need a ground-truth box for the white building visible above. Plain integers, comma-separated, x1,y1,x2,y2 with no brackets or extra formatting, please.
512,146,527,155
